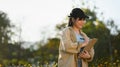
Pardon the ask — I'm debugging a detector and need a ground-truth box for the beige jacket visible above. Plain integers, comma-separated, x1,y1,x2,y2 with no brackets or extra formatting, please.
58,27,94,67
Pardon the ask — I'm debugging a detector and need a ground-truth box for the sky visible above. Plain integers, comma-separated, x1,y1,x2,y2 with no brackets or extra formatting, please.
0,0,120,42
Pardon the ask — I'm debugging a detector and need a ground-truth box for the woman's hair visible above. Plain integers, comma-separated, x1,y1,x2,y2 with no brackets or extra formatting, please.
68,17,76,27
68,18,73,27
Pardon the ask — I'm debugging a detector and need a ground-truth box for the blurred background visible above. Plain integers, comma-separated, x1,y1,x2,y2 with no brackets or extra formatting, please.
0,0,120,67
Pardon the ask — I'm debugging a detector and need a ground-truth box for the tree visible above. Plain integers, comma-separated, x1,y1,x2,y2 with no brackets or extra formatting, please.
0,11,15,63
34,38,60,65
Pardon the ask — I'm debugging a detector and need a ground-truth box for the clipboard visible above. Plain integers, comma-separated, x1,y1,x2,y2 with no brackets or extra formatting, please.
83,38,98,51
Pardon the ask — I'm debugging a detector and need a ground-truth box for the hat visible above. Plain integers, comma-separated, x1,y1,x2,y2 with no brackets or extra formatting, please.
68,8,89,19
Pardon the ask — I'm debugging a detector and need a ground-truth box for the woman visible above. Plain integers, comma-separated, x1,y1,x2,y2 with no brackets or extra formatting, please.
58,8,94,67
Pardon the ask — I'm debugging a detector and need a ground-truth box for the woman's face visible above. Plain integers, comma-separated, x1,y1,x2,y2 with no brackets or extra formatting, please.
73,18,86,29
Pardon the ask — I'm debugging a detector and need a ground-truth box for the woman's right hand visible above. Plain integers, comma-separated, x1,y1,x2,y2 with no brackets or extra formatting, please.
80,31,89,47
81,41,88,47
81,36,89,47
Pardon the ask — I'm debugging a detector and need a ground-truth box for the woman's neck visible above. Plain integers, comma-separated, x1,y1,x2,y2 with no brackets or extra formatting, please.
72,26,81,34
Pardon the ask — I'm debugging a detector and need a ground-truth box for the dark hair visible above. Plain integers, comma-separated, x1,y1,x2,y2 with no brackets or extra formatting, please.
68,18,73,27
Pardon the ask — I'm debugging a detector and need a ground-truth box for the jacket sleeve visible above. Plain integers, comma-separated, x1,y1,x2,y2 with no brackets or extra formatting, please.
60,28,82,54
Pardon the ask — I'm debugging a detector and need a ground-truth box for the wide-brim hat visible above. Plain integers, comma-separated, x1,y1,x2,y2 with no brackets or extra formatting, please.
68,8,89,19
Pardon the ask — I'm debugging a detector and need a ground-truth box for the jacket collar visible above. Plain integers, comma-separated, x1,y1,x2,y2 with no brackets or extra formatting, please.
68,27,77,42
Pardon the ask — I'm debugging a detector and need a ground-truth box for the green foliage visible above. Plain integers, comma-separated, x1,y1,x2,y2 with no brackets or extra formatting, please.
56,23,67,31
33,38,60,65
0,11,33,65
0,11,14,64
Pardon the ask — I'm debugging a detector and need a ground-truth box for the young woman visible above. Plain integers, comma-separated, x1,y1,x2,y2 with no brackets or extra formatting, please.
58,8,94,67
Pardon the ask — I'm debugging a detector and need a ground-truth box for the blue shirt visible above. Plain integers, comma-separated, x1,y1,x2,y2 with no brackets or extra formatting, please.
75,32,85,67
75,33,85,43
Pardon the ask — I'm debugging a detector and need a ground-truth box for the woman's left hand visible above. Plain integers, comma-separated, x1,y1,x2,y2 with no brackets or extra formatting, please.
78,50,91,59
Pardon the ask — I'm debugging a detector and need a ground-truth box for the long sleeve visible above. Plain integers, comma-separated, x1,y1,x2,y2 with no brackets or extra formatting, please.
59,28,82,54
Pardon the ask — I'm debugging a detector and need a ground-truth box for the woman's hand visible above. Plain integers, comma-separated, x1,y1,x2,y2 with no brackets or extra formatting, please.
78,50,91,59
81,41,88,47
80,31,89,48
81,36,89,48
